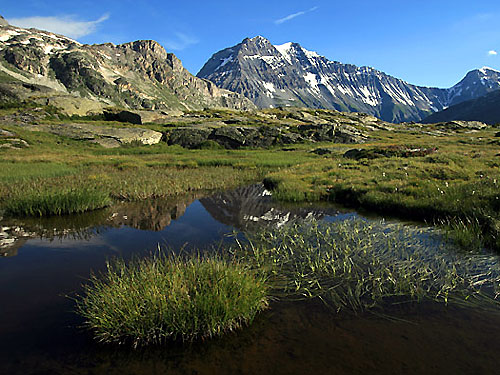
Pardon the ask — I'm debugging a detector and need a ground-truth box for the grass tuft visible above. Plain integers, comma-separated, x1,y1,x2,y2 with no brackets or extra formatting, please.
4,188,111,216
76,252,269,347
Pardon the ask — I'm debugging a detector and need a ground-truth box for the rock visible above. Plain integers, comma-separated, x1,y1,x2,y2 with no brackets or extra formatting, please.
0,129,15,137
209,126,247,149
22,123,162,147
334,124,369,144
42,96,107,116
0,15,8,27
103,109,185,125
297,123,368,143
343,148,366,160
280,131,304,144
104,110,143,125
167,127,212,149
344,145,438,160
0,129,29,149
0,24,254,112
435,121,488,131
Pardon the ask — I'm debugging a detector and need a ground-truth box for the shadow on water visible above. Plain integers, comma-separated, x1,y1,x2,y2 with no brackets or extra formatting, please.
1,184,500,374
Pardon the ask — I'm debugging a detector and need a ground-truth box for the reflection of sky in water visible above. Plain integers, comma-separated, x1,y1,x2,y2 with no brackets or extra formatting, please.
0,199,236,334
2,186,500,375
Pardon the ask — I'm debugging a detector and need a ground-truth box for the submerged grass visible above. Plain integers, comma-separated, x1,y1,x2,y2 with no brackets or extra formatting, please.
77,252,268,347
236,219,500,313
77,219,500,347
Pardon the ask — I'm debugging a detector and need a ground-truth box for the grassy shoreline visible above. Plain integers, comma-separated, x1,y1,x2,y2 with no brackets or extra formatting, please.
1,110,499,251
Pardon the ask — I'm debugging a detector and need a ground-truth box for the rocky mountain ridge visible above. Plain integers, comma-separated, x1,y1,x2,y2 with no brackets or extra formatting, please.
422,89,500,125
197,36,500,122
0,20,254,113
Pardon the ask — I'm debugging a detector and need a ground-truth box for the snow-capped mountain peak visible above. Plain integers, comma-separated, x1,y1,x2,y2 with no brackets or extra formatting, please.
479,66,500,74
197,36,500,122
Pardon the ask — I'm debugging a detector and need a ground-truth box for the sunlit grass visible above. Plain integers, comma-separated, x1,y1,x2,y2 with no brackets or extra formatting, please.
77,253,268,347
4,187,111,216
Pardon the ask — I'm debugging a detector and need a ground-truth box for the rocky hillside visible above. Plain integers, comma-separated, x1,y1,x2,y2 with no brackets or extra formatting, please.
0,19,254,113
422,89,500,125
197,36,500,122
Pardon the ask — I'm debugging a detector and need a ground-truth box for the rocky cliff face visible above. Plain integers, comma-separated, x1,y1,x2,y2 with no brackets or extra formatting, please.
0,20,255,112
197,36,500,122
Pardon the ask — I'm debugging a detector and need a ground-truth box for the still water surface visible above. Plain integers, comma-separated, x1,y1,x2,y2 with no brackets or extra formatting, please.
1,185,499,374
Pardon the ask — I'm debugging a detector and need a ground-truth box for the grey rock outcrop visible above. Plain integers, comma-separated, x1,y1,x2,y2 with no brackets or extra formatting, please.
22,123,163,148
0,15,8,27
165,122,367,149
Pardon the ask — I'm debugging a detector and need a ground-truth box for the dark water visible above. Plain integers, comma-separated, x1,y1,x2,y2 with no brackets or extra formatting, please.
1,185,500,375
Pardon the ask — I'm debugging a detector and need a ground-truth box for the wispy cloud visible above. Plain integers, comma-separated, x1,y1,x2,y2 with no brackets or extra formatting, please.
162,32,199,51
275,6,318,25
488,50,498,56
8,14,109,39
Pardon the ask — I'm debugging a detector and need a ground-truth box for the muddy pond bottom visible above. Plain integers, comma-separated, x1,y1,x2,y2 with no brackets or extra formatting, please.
1,184,499,374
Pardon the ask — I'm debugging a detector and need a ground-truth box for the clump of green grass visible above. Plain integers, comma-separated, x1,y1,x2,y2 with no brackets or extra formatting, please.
4,188,111,216
441,217,484,252
236,219,500,313
77,253,269,347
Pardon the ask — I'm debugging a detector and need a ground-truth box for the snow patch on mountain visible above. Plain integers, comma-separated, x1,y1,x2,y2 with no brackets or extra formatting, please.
215,55,233,71
304,72,319,92
274,42,293,64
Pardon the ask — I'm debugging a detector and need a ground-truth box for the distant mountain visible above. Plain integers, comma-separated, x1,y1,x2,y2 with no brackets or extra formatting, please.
197,36,500,122
0,19,254,113
422,89,500,125
0,15,8,27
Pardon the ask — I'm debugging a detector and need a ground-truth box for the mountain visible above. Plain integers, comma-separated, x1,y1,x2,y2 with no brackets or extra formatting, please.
422,89,500,125
0,19,255,113
197,36,500,122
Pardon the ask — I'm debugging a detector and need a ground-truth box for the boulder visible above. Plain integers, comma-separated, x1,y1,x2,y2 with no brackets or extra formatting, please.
22,123,162,148
42,96,107,116
104,110,143,125
167,127,212,148
209,126,247,148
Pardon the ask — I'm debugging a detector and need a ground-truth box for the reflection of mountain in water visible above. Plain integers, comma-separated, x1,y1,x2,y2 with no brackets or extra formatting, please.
105,194,201,231
1,185,349,257
200,184,341,231
0,193,202,257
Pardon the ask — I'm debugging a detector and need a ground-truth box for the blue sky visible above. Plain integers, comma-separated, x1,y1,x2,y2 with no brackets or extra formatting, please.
2,0,500,88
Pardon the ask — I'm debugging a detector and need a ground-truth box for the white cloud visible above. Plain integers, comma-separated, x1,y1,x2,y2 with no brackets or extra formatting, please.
163,32,199,51
8,14,109,39
275,6,318,25
488,50,498,56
